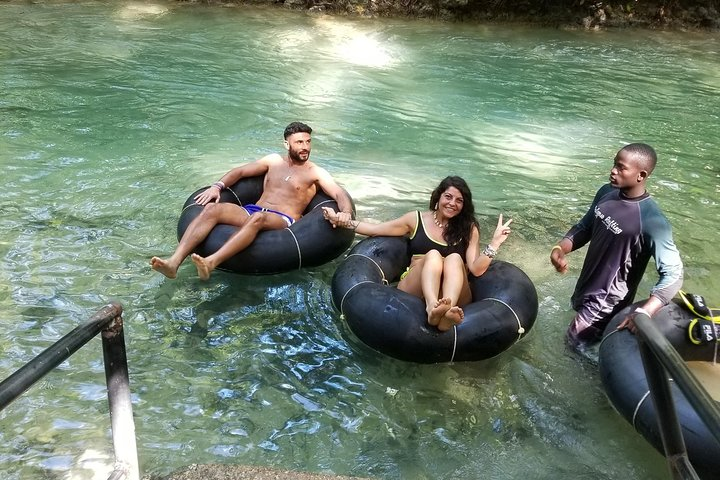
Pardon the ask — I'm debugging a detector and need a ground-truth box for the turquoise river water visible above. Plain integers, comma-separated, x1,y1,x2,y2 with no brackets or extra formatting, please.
1,2,719,479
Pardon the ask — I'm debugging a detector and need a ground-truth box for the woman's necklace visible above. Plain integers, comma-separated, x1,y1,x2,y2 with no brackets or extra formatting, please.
433,210,446,229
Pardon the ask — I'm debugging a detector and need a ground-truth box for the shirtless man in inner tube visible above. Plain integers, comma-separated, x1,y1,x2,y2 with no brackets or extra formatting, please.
151,122,353,280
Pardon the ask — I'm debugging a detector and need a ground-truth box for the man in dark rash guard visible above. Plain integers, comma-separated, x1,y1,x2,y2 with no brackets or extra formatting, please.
550,143,684,351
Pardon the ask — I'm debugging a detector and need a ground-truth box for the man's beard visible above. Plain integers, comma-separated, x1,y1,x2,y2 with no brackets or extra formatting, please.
289,148,309,163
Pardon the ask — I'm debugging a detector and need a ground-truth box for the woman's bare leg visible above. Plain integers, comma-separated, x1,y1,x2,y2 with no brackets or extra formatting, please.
436,253,470,331
420,250,454,326
398,250,464,328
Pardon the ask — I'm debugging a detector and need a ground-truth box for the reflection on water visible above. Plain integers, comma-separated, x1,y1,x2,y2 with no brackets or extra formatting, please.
1,2,719,480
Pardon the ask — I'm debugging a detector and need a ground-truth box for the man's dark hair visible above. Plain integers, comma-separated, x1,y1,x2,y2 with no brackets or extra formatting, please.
621,143,657,174
284,122,312,139
429,176,479,250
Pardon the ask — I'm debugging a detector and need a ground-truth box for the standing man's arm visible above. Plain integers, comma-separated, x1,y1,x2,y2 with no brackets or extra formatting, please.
315,167,353,225
618,270,682,332
619,211,684,332
637,247,683,317
549,184,612,274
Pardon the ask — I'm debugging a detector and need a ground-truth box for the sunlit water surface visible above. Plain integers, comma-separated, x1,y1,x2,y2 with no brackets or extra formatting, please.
1,2,719,479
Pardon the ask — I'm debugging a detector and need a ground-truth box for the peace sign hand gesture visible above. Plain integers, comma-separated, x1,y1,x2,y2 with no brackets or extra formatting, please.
489,214,513,249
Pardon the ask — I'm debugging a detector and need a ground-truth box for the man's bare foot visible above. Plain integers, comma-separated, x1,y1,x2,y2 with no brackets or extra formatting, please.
150,257,178,279
437,306,464,331
191,253,213,280
428,298,451,326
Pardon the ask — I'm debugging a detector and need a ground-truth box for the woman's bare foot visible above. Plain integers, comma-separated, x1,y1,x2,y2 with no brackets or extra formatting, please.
428,297,451,326
150,257,178,279
437,306,464,331
191,253,213,280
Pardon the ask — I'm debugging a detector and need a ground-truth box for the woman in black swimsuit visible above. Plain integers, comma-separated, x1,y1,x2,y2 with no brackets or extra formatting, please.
324,176,512,331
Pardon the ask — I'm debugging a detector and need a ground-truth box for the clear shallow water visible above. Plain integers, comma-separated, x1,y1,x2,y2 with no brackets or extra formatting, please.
1,2,719,479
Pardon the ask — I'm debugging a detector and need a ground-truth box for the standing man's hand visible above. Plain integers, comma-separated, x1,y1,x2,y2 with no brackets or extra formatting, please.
550,241,571,274
617,313,640,334
617,297,664,335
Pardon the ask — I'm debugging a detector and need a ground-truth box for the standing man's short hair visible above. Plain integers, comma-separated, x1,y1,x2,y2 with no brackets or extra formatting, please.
284,122,312,139
621,143,657,174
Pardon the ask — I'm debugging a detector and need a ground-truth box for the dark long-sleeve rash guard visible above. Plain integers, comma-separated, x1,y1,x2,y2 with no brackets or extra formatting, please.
565,183,684,330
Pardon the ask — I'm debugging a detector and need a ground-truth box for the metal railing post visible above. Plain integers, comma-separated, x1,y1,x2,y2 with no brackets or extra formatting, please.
0,302,140,480
0,303,124,410
638,340,698,480
102,313,140,480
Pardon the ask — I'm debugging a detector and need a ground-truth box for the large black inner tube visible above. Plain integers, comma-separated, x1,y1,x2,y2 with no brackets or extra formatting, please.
176,176,355,275
331,236,539,363
599,301,720,480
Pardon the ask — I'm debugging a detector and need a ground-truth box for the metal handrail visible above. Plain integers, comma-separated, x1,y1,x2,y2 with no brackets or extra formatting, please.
634,311,720,480
0,302,139,480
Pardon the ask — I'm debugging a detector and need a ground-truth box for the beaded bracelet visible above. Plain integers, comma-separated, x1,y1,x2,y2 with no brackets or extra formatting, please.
212,181,226,190
482,244,497,258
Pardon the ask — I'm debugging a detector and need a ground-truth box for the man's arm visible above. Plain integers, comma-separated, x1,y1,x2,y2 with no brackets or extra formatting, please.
315,167,353,216
218,155,275,188
647,218,684,306
638,213,684,316
549,184,612,273
566,184,614,249
619,208,684,333
194,155,275,205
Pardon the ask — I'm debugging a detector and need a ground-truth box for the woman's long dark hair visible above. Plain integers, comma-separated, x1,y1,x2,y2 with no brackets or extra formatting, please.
429,176,479,250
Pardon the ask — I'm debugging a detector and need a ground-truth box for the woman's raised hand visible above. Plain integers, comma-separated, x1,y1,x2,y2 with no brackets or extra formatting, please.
490,214,513,248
